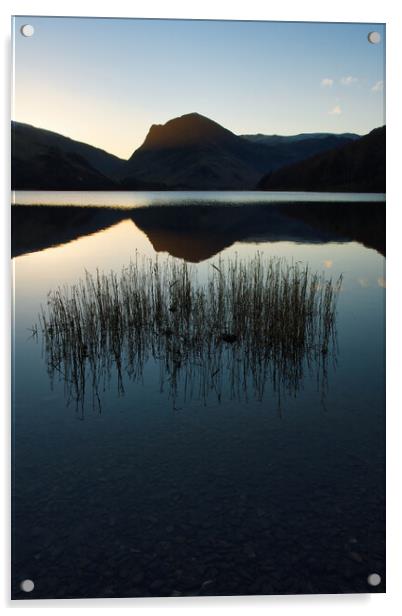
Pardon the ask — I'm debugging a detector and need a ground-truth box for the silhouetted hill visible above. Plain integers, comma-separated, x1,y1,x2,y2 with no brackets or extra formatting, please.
11,116,373,191
258,126,385,193
11,122,170,190
120,113,270,189
11,122,126,189
121,113,357,190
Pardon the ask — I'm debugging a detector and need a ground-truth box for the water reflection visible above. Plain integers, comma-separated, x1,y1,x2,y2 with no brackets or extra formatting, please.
12,195,385,598
39,254,340,415
12,200,385,260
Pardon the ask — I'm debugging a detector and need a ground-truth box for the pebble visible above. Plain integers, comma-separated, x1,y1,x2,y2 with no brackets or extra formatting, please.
349,551,363,563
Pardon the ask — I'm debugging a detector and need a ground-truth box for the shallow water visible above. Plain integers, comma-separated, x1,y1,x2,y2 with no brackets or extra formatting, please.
12,192,385,598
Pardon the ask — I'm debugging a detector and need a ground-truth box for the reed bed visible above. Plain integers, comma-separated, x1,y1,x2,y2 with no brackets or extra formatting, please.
38,253,341,414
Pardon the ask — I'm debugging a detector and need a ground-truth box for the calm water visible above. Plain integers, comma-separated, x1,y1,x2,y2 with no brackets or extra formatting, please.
13,189,386,207
12,192,385,599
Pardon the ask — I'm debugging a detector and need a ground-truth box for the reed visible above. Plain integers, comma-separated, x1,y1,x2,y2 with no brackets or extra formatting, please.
38,253,341,414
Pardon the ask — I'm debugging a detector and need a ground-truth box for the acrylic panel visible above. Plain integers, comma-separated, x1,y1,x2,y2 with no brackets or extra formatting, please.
11,16,386,599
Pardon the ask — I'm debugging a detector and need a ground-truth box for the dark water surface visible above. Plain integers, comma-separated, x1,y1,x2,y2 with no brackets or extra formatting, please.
12,192,385,599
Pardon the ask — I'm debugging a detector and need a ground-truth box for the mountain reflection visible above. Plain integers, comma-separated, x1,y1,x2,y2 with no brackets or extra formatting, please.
12,201,385,261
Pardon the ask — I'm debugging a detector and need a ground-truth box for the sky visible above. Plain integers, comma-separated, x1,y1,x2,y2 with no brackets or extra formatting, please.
13,17,385,159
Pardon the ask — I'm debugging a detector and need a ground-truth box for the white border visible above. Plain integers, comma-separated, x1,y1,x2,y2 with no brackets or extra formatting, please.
2,1,402,614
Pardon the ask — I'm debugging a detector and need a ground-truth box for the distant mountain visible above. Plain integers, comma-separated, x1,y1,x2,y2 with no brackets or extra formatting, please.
241,132,360,146
11,116,376,191
120,113,357,190
120,113,271,190
258,126,385,193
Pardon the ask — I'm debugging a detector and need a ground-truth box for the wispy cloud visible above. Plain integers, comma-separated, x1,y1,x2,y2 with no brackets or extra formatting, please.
321,78,334,87
329,105,342,115
340,76,358,85
372,80,384,92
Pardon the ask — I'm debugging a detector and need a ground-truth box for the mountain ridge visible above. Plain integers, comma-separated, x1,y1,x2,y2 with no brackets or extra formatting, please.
11,115,384,191
136,112,236,151
241,132,360,145
121,113,358,190
258,126,385,193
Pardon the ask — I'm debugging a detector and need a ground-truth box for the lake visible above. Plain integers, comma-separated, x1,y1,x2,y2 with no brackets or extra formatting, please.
11,191,385,599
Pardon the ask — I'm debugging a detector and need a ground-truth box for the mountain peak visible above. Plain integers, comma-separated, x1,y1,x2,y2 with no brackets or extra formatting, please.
139,113,234,152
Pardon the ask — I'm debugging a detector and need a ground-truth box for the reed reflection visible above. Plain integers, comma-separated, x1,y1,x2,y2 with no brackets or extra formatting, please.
38,253,341,415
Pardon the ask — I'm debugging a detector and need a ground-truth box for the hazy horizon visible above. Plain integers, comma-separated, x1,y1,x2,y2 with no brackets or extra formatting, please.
13,17,385,158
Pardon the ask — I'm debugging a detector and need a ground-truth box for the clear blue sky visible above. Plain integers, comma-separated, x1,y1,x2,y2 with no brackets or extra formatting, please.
13,17,385,159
